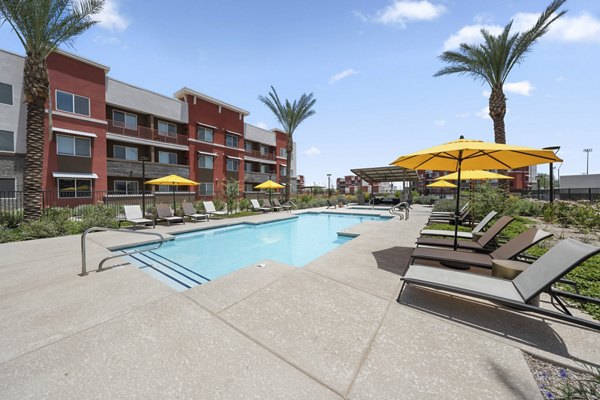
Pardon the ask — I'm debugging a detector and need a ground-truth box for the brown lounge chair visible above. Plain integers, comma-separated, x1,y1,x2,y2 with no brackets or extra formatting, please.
416,215,514,253
156,204,185,226
263,199,281,211
420,210,498,239
398,238,600,331
273,198,291,212
411,227,552,269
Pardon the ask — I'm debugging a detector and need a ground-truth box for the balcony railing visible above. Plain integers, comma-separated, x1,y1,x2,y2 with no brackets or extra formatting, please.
244,171,275,183
107,119,188,146
245,149,276,161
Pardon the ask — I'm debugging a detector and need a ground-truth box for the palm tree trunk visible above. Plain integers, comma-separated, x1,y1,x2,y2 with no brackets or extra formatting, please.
285,134,293,202
488,86,507,144
23,55,49,221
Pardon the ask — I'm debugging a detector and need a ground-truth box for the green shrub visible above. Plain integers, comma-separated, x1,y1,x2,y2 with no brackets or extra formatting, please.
0,211,23,228
213,198,226,211
0,227,23,243
79,204,119,231
239,198,252,211
432,198,461,212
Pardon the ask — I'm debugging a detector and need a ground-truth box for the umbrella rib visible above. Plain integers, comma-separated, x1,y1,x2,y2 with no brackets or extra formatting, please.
462,150,512,169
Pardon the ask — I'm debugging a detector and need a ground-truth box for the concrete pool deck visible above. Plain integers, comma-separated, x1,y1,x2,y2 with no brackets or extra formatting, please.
0,205,598,399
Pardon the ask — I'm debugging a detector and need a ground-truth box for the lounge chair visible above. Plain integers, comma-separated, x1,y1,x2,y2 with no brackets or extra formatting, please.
428,206,471,225
156,204,185,226
263,199,281,211
416,215,514,253
398,238,600,331
250,199,271,213
123,205,154,229
273,198,291,212
420,211,498,239
182,202,209,222
203,201,228,219
326,199,337,209
411,228,552,269
430,202,470,217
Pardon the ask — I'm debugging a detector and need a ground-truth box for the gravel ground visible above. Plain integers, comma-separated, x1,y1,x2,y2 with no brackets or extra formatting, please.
524,352,600,399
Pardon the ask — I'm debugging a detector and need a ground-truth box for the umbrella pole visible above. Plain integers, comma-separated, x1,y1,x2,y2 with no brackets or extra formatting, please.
453,157,463,250
173,186,176,212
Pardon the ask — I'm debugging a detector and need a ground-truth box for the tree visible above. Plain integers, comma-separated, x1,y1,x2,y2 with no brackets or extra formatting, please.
0,0,105,221
434,0,566,144
224,178,239,214
258,86,316,201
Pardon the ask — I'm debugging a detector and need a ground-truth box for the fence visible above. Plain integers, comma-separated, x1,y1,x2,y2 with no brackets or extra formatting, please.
515,188,600,202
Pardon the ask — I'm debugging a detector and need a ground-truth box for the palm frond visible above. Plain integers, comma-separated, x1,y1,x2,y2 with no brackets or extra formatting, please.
258,86,316,137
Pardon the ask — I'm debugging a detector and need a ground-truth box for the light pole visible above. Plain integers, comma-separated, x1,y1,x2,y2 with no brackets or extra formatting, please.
584,148,593,174
140,156,150,214
327,174,331,198
543,146,560,203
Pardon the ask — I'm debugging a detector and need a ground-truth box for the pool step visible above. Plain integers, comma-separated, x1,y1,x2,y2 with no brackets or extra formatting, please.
122,250,210,291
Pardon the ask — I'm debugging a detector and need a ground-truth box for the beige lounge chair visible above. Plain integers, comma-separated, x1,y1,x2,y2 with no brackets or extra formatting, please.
156,204,185,226
182,202,208,222
251,199,271,213
263,199,281,211
123,205,154,229
203,201,227,219
273,198,291,212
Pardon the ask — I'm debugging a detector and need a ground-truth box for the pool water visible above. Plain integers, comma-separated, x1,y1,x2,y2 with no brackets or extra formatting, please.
123,212,390,290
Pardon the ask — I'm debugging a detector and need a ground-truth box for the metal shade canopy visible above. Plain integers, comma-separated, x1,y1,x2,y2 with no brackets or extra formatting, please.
350,166,419,183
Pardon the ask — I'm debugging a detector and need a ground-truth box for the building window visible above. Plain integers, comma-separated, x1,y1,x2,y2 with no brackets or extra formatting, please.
157,185,176,192
260,145,269,156
158,120,177,137
226,158,239,172
56,90,90,116
280,166,287,176
245,141,253,152
225,134,238,148
56,135,91,157
280,148,287,158
260,164,272,174
114,180,139,194
244,184,254,192
0,178,16,198
199,183,214,196
0,82,13,105
113,145,138,161
158,151,177,164
197,126,213,142
113,110,137,129
198,155,213,169
58,178,92,198
244,161,253,172
0,130,14,152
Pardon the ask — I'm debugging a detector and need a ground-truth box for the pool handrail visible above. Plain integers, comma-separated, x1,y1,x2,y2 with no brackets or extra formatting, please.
80,227,167,276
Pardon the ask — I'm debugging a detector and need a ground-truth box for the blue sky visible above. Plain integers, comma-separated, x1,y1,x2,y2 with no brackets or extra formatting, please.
2,0,599,186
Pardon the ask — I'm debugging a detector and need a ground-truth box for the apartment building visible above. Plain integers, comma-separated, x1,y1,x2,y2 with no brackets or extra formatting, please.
0,48,297,203
336,175,381,195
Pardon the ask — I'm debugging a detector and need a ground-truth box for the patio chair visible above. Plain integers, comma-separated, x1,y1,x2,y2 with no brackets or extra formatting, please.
416,215,514,253
250,199,271,213
273,198,291,212
411,228,552,269
203,201,228,219
123,205,155,229
182,202,209,222
427,206,471,225
429,202,470,217
420,211,498,239
263,198,281,211
398,238,600,331
156,203,185,226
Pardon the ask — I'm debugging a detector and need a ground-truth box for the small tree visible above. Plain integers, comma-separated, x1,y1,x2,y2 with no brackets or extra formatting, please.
224,179,239,214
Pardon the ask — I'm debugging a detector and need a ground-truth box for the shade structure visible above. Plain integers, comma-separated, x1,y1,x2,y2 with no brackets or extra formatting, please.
435,170,513,181
145,174,199,210
255,179,284,204
427,180,457,188
254,180,285,190
391,136,562,250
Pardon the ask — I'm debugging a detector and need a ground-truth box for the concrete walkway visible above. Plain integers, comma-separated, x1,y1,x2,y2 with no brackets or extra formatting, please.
0,205,597,399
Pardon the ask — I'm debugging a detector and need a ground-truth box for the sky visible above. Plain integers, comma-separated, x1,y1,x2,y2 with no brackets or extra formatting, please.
1,0,599,187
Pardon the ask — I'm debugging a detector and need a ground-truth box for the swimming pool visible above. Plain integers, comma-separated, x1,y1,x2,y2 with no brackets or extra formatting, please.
122,212,390,290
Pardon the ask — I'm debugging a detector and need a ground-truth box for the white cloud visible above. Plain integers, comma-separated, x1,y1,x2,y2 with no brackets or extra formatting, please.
304,146,321,156
504,80,534,96
329,69,359,84
456,112,470,118
434,119,446,127
94,0,130,32
482,90,491,98
556,75,567,82
476,107,490,119
255,121,269,129
358,1,446,28
443,11,600,51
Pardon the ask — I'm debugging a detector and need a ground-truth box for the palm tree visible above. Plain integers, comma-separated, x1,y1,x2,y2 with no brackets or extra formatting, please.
434,0,566,144
258,86,316,201
0,0,104,221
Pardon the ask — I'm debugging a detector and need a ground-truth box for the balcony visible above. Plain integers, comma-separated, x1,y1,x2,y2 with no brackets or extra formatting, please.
107,159,189,178
244,171,274,183
245,149,275,161
107,119,188,146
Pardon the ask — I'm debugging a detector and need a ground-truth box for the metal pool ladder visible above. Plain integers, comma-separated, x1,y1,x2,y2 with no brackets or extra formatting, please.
80,227,167,276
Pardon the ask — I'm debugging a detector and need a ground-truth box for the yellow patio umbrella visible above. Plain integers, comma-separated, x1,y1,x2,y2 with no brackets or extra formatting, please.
391,135,562,249
255,179,284,204
427,180,457,188
145,174,199,210
435,170,513,181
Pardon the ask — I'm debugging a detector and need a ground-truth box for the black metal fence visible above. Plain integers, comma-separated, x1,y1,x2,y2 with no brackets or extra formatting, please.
515,188,600,202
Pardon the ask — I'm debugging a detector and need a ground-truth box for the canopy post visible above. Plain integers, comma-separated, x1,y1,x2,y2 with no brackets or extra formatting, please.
453,156,463,250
